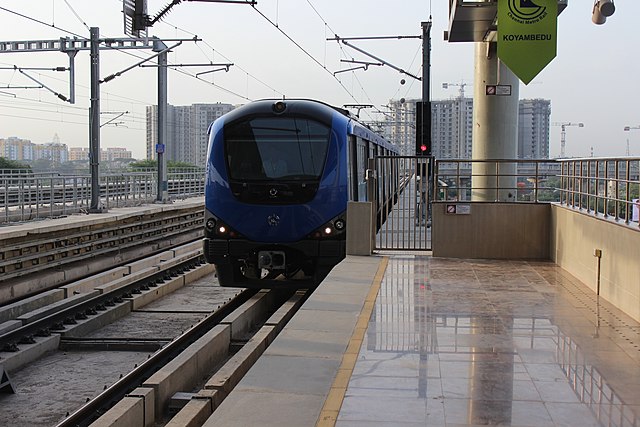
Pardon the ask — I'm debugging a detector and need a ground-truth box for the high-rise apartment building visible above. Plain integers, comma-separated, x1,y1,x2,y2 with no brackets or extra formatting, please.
34,142,68,164
1,137,68,164
384,97,550,159
431,97,474,159
0,137,34,161
385,99,417,156
69,147,89,161
518,99,551,159
146,103,235,165
384,97,474,158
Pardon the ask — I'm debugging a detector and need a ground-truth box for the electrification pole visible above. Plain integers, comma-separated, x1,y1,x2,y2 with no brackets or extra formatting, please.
421,20,432,225
0,33,196,213
89,27,102,212
155,39,169,203
422,21,431,120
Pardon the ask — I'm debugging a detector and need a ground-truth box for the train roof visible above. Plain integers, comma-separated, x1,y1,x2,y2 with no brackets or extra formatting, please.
215,99,398,153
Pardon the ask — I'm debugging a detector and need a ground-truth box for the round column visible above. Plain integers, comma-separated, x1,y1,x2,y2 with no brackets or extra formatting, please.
472,42,520,202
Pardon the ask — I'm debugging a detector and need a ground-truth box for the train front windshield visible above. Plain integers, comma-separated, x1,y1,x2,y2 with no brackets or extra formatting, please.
224,116,330,181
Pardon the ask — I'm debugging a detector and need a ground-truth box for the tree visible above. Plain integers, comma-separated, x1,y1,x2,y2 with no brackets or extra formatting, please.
129,159,156,170
128,159,198,170
0,157,32,172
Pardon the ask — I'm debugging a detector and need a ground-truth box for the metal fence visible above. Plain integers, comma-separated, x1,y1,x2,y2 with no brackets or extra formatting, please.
432,157,640,227
433,159,562,203
0,168,205,224
374,156,432,251
558,158,640,226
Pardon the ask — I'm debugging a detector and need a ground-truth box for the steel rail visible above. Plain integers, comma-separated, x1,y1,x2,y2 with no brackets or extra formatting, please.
0,253,205,352
55,287,259,427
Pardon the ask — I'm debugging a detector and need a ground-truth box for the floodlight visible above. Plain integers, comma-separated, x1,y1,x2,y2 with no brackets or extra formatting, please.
592,0,615,25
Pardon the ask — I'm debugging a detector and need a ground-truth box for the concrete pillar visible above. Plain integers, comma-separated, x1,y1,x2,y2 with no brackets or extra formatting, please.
346,202,373,256
472,42,519,202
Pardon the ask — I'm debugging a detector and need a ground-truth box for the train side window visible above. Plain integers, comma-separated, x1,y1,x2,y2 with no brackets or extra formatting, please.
357,137,368,201
347,135,357,200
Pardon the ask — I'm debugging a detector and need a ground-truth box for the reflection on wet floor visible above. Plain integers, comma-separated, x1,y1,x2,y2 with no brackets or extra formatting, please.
337,256,640,427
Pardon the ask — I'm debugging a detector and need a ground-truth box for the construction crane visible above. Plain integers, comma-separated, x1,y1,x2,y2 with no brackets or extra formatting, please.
442,81,468,99
624,125,640,156
552,122,584,157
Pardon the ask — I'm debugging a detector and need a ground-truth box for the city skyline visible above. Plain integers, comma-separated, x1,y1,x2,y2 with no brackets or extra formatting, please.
0,1,639,160
0,136,133,164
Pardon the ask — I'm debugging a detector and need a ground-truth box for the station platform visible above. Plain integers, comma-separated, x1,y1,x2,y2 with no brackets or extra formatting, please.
204,254,640,427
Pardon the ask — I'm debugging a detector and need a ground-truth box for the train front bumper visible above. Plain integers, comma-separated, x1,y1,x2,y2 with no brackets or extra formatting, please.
202,238,345,266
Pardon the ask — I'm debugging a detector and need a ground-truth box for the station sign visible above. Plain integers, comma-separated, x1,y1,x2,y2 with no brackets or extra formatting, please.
498,0,558,84
485,84,512,96
445,204,471,215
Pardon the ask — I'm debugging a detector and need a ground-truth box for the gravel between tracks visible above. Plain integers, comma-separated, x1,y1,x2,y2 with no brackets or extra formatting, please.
0,272,242,427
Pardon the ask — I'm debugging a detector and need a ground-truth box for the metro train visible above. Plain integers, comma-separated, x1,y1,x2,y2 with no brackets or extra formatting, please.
202,99,399,288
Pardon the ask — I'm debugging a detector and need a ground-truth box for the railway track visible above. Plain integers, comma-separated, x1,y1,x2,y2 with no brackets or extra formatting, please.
0,199,204,304
0,239,310,426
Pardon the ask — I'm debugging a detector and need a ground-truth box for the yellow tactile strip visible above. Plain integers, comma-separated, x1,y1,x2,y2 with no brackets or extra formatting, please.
315,256,389,427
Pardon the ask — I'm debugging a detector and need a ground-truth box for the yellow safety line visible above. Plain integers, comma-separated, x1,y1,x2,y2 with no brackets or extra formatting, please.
316,256,389,427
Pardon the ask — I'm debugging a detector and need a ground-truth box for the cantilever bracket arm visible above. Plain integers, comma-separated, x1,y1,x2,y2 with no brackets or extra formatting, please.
334,58,385,75
16,67,69,102
195,63,234,76
100,41,182,83
329,35,421,81
100,111,129,128
334,66,366,75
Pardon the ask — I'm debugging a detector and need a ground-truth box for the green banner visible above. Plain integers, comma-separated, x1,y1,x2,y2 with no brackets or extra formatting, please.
498,0,557,85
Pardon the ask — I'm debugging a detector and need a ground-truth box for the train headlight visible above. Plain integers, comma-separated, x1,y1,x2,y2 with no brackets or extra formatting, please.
272,101,287,114
205,218,216,231
308,214,347,240
218,226,227,234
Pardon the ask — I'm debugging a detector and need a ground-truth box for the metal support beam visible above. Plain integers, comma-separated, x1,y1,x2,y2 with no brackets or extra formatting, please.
89,27,102,212
0,34,197,214
421,21,433,226
155,40,169,203
67,50,77,104
329,35,422,82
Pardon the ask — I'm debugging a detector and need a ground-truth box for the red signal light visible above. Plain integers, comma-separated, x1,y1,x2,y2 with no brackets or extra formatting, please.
420,144,427,152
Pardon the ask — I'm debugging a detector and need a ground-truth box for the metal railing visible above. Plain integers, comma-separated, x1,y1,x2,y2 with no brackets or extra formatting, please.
432,157,640,228
0,168,205,224
558,158,640,226
433,159,562,203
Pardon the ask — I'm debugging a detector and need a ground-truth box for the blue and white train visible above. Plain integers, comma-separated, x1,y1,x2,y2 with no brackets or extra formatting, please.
203,99,398,288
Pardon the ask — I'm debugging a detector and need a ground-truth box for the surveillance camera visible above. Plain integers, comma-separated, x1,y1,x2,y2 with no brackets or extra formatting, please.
592,0,615,25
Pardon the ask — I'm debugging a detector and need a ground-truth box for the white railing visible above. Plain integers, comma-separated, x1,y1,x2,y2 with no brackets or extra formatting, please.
0,168,205,224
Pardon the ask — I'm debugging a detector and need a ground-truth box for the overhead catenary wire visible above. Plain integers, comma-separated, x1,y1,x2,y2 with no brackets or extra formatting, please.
1,2,422,140
303,0,394,123
246,0,364,105
0,5,85,38
159,20,285,98
303,0,422,124
63,0,91,32
0,5,253,103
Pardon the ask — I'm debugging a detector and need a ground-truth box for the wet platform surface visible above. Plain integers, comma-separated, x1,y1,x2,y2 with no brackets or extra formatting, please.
336,256,640,426
206,254,640,427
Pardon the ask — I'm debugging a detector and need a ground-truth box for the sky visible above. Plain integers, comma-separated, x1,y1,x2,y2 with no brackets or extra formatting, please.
0,0,639,160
